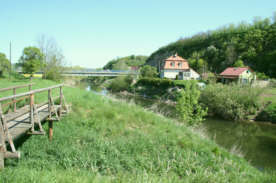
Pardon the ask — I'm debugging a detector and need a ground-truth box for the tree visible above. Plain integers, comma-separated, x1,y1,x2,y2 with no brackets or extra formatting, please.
176,81,207,125
140,65,158,78
188,52,208,73
19,47,43,76
113,60,129,70
233,59,245,67
37,35,65,80
0,53,10,77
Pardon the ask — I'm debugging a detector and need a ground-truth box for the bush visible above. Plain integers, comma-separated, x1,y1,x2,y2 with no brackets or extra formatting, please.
200,83,263,121
107,76,133,92
136,78,197,89
256,103,276,123
140,65,158,78
176,82,207,125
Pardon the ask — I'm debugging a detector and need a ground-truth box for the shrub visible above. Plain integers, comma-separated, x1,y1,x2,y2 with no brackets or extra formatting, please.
107,76,132,92
176,82,207,125
200,83,263,121
140,65,158,78
136,78,197,89
256,103,276,123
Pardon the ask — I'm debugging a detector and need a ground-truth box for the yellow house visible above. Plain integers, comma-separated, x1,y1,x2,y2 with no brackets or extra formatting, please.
219,67,255,84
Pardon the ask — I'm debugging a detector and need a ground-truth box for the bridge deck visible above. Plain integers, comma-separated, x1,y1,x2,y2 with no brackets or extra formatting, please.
0,84,69,169
6,104,60,140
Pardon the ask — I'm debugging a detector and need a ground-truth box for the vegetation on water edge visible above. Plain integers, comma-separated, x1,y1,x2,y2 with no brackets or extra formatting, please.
176,82,207,125
0,78,275,182
256,102,276,123
200,83,263,121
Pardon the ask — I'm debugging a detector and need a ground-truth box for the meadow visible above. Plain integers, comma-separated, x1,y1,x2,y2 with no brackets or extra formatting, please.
0,78,275,182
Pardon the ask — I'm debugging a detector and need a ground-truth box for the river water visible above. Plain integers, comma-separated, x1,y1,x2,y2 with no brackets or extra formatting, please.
86,85,276,170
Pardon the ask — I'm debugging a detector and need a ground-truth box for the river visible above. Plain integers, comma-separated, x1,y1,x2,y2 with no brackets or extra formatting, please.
86,85,276,170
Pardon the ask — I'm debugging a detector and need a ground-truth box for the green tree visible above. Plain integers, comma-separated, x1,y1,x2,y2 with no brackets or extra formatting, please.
140,65,158,78
188,56,207,73
176,82,207,125
19,46,43,76
113,60,129,70
103,55,147,70
37,35,65,81
233,59,245,67
0,53,10,77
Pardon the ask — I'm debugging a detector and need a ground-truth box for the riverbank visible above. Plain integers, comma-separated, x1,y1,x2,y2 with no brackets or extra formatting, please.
0,78,275,182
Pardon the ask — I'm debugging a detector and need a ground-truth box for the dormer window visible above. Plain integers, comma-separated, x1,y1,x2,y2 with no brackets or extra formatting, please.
178,62,182,67
170,62,175,67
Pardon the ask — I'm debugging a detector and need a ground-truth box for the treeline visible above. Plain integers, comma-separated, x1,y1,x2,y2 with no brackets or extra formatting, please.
0,35,65,81
103,55,148,70
146,14,276,78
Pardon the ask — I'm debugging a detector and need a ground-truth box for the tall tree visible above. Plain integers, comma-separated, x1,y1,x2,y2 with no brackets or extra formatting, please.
0,53,10,77
140,65,158,78
19,47,43,76
37,35,65,80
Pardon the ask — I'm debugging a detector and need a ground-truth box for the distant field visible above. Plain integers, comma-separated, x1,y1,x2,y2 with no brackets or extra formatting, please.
23,74,42,78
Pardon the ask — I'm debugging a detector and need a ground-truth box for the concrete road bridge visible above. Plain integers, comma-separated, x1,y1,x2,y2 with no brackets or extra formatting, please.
20,70,139,77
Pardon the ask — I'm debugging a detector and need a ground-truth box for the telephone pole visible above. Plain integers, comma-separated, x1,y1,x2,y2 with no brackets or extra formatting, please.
9,41,12,79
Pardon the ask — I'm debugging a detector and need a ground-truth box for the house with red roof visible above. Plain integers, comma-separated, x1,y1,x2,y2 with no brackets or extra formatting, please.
160,53,200,80
219,67,255,84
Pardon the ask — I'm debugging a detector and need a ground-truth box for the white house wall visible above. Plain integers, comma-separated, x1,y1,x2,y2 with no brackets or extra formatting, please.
161,69,200,80
163,71,179,79
190,69,200,80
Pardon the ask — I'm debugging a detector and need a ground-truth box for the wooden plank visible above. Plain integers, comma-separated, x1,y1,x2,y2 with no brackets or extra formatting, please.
0,83,33,92
5,105,29,122
1,96,30,107
7,105,61,140
0,151,3,169
0,84,64,102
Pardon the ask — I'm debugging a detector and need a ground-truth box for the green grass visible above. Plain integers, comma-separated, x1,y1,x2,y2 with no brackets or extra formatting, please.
0,78,275,182
260,87,276,103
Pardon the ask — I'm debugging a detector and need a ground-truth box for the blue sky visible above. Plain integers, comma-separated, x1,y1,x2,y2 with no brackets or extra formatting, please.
1,0,275,68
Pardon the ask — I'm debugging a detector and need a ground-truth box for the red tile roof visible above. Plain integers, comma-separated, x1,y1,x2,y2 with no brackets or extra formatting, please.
163,53,189,70
220,67,250,77
165,53,188,62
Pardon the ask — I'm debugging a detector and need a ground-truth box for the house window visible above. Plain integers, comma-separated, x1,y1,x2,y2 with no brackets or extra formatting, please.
178,62,182,67
170,62,175,67
183,71,190,77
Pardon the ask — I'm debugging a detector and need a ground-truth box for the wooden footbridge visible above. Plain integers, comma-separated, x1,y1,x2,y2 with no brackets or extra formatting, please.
0,84,69,169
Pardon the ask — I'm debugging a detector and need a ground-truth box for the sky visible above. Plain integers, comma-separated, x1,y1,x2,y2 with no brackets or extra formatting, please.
1,0,275,68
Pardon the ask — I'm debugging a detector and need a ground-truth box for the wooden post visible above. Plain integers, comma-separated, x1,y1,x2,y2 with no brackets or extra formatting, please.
58,86,63,117
13,88,16,112
30,94,35,132
0,147,4,169
28,84,32,91
48,89,52,119
0,109,5,169
48,120,53,141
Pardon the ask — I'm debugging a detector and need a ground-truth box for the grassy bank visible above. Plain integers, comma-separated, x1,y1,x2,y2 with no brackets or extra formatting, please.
0,78,275,182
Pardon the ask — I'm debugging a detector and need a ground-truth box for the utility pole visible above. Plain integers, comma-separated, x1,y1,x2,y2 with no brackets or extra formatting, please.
9,41,12,79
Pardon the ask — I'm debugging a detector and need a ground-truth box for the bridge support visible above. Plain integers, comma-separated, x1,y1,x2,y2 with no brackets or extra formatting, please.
0,146,4,169
48,120,53,141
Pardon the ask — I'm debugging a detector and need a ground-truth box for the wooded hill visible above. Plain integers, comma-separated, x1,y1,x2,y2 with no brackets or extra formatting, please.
146,15,276,78
103,55,148,70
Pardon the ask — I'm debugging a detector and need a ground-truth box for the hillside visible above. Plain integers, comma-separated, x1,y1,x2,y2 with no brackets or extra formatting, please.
103,55,148,70
0,78,275,182
146,16,276,77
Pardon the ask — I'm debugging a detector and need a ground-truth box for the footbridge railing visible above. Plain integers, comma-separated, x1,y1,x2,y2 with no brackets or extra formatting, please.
0,84,69,169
